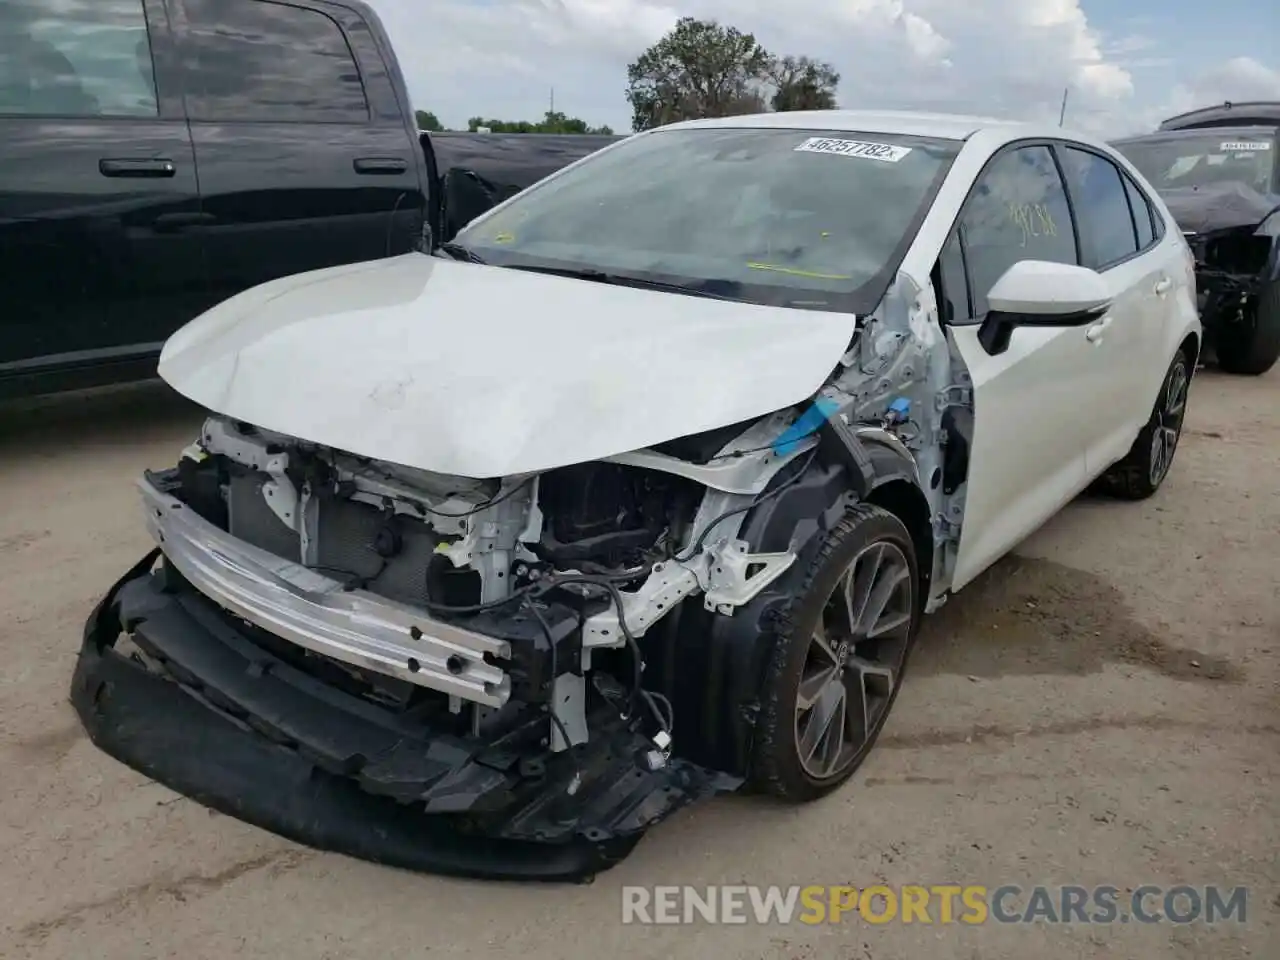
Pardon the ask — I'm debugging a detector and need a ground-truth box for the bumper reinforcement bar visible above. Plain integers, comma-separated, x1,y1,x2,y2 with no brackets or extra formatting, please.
139,474,511,707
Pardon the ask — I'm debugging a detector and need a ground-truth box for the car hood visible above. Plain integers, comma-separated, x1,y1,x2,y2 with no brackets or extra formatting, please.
158,254,858,478
1159,182,1280,234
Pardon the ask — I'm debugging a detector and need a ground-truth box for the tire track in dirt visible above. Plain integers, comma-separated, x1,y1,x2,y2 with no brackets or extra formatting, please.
9,847,316,948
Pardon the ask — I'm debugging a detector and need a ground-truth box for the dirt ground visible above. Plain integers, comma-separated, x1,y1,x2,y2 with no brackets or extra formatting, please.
0,367,1276,960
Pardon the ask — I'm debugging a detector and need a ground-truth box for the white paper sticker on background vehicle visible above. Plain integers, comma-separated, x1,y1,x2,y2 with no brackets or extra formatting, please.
794,137,912,162
1219,141,1271,152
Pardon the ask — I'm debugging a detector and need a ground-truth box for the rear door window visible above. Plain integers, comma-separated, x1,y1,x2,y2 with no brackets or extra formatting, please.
1057,146,1140,269
0,0,157,117
180,0,368,123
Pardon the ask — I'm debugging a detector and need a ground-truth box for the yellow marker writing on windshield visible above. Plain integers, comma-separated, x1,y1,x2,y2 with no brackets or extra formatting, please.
746,262,852,281
493,232,515,243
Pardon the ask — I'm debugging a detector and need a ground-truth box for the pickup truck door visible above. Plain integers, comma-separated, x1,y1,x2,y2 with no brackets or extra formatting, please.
0,0,207,382
169,0,426,303
938,144,1094,592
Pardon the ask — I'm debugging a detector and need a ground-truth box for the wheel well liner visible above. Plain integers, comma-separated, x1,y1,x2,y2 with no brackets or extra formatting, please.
864,478,934,608
644,445,934,779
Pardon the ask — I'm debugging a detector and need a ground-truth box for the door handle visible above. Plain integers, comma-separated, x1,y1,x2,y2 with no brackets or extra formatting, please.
1085,316,1113,343
1153,277,1172,296
153,211,216,232
99,158,176,178
353,157,408,175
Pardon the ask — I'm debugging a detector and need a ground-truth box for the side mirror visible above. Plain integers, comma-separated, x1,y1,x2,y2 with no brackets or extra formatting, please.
978,260,1112,356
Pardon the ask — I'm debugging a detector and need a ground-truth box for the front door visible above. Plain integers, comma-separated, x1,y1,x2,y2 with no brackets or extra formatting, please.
938,143,1096,591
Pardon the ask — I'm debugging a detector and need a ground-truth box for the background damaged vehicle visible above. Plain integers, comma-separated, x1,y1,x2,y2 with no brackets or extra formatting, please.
430,131,625,243
72,112,1202,881
1113,101,1280,375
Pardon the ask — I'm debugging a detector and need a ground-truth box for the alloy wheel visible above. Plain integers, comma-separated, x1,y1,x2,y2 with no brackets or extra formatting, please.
1149,358,1188,487
794,540,914,780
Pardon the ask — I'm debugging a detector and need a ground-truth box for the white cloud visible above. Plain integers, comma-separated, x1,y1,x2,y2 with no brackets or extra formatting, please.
1170,56,1280,110
369,0,1274,141
1111,57,1280,137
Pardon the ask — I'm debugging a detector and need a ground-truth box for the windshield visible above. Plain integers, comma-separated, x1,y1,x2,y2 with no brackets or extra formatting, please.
452,126,961,313
1115,133,1277,195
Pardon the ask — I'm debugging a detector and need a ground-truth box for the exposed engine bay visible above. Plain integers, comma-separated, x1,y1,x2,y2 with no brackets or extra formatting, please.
146,411,825,764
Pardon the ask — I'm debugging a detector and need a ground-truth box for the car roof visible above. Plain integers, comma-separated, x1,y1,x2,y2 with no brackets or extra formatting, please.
654,109,1111,150
1159,101,1280,131
1113,125,1278,145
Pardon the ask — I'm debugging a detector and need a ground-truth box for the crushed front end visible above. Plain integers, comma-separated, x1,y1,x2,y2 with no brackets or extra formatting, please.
71,414,833,880
1184,224,1274,325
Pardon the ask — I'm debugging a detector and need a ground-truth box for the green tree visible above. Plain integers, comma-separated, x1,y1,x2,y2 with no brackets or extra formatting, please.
415,109,444,131
624,18,840,131
625,17,771,132
769,56,840,112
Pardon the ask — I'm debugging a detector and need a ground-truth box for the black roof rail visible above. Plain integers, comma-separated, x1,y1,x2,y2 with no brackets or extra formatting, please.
1159,100,1280,131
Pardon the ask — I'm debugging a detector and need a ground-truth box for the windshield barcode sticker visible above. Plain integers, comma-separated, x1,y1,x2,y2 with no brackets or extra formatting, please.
1219,141,1271,152
794,137,912,162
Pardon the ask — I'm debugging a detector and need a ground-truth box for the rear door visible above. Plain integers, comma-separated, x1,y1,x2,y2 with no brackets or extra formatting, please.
0,0,205,377
170,0,425,303
940,143,1095,591
1054,142,1165,474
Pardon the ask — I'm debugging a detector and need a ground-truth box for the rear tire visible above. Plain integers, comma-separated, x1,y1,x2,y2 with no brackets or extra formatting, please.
1217,280,1280,376
1093,349,1190,500
749,504,920,802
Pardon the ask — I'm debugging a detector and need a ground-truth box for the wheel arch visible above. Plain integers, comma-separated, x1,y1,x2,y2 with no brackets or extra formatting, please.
863,477,934,610
1179,329,1201,367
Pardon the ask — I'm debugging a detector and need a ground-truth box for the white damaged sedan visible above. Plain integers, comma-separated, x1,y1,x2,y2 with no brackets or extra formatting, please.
72,111,1201,881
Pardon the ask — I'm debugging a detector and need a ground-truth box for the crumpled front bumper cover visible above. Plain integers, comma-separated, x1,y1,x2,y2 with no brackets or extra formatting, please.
69,551,739,882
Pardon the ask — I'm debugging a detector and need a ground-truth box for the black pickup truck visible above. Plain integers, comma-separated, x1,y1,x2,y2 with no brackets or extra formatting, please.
0,0,618,399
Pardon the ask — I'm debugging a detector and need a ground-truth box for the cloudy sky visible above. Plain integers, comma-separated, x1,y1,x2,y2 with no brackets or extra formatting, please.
373,0,1279,137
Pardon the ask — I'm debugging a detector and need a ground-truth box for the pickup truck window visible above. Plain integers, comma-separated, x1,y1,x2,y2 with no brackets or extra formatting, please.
0,0,157,118
181,0,369,123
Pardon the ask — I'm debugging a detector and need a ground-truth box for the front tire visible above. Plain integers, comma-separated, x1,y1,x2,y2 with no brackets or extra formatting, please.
1217,280,1280,376
749,503,920,802
1094,348,1190,500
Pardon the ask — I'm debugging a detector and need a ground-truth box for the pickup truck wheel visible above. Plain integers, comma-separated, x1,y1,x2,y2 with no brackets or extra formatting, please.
1217,280,1280,376
749,504,920,802
1094,348,1190,500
